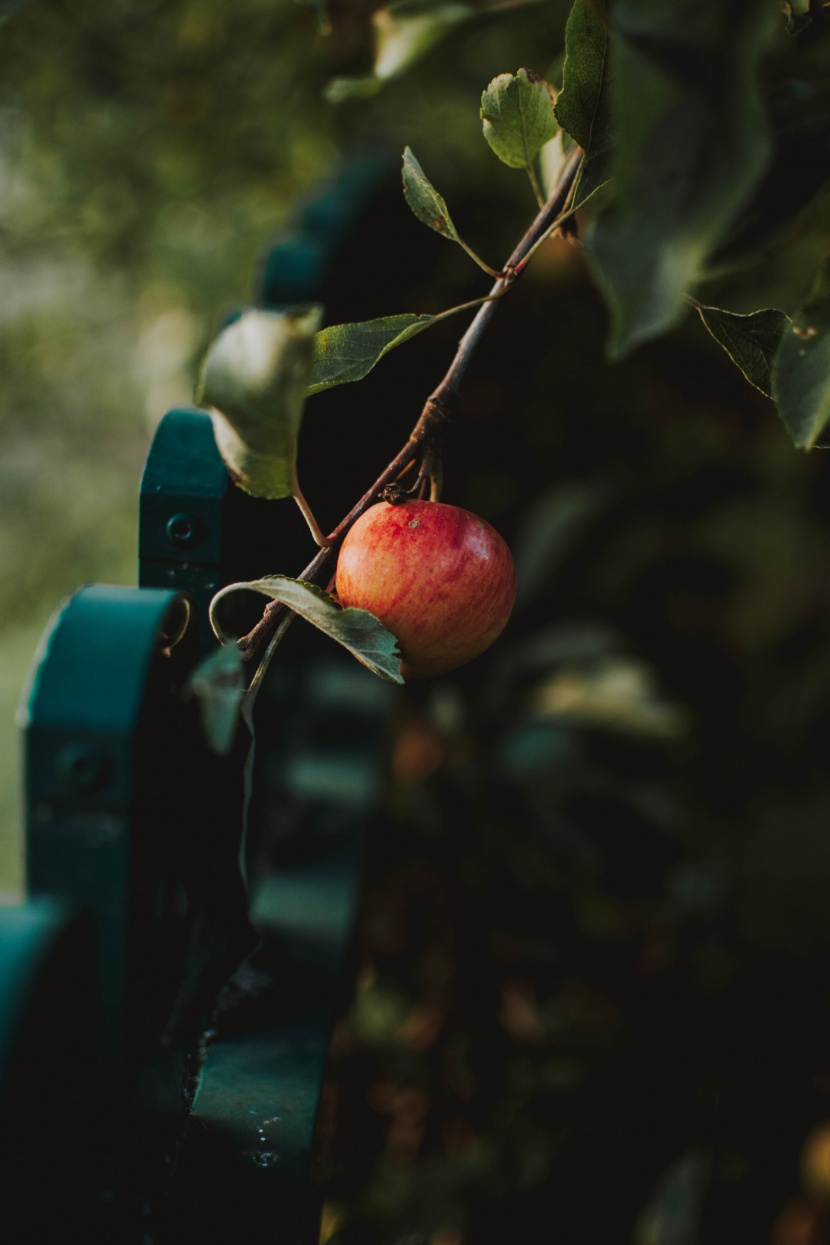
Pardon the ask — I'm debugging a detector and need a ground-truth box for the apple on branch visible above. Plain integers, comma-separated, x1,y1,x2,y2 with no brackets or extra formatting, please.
335,499,516,679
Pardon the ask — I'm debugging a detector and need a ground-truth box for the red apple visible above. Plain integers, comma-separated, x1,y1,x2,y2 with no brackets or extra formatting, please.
335,499,516,678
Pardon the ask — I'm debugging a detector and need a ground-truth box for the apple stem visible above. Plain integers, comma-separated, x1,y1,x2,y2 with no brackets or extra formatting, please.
235,146,583,689
293,485,333,548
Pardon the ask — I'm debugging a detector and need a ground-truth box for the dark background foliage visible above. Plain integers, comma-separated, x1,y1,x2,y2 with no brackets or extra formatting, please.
4,1,830,1241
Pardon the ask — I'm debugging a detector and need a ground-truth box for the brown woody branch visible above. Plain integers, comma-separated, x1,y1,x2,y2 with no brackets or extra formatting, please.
236,146,583,664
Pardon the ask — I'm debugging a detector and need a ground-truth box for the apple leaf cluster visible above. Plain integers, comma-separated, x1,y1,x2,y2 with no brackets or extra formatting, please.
559,0,830,450
194,0,830,712
324,0,830,451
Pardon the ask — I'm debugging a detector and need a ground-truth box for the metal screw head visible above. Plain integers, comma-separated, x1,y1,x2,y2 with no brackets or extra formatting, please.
166,513,202,548
56,744,111,794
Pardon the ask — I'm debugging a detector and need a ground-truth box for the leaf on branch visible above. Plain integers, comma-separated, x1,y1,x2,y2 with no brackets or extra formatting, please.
196,306,322,499
553,0,613,210
212,576,404,684
402,146,461,241
307,297,499,393
695,303,790,399
772,255,830,449
586,0,777,358
401,147,497,272
186,642,247,756
480,68,558,170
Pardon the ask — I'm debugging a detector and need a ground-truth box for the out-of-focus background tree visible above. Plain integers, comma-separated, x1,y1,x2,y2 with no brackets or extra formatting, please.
6,3,830,1241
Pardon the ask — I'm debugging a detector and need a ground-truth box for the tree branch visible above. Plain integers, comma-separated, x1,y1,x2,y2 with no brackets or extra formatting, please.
234,145,583,674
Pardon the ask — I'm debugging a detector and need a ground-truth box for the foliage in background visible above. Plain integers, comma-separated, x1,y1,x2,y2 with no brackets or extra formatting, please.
0,0,557,886
5,1,830,1241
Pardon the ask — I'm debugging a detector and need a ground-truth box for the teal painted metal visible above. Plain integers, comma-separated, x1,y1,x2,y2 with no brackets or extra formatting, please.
0,898,99,1238
139,407,277,653
257,154,391,309
0,896,77,1075
21,583,256,1235
23,586,197,1108
5,158,397,1242
159,654,389,1243
13,565,388,1243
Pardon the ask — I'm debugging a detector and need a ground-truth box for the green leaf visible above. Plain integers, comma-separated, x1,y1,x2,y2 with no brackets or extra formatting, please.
307,296,494,395
633,1151,711,1245
324,0,545,101
211,576,404,684
325,0,473,102
186,642,246,756
782,0,812,36
196,306,322,499
587,0,777,358
695,304,790,399
401,147,498,273
553,0,614,210
308,311,444,394
709,80,830,270
772,256,830,449
480,68,558,170
402,146,461,242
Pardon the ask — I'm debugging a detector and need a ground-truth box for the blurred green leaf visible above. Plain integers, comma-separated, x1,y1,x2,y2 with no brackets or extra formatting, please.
196,307,322,499
211,576,404,683
633,1149,712,1245
554,0,613,208
772,255,830,449
531,657,688,739
480,68,558,170
325,0,472,102
512,479,615,607
695,303,790,399
325,0,545,101
187,642,246,756
782,0,812,36
587,0,776,357
708,81,830,271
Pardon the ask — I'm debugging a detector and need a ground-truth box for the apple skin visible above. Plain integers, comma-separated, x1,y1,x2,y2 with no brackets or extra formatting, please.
335,499,516,678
